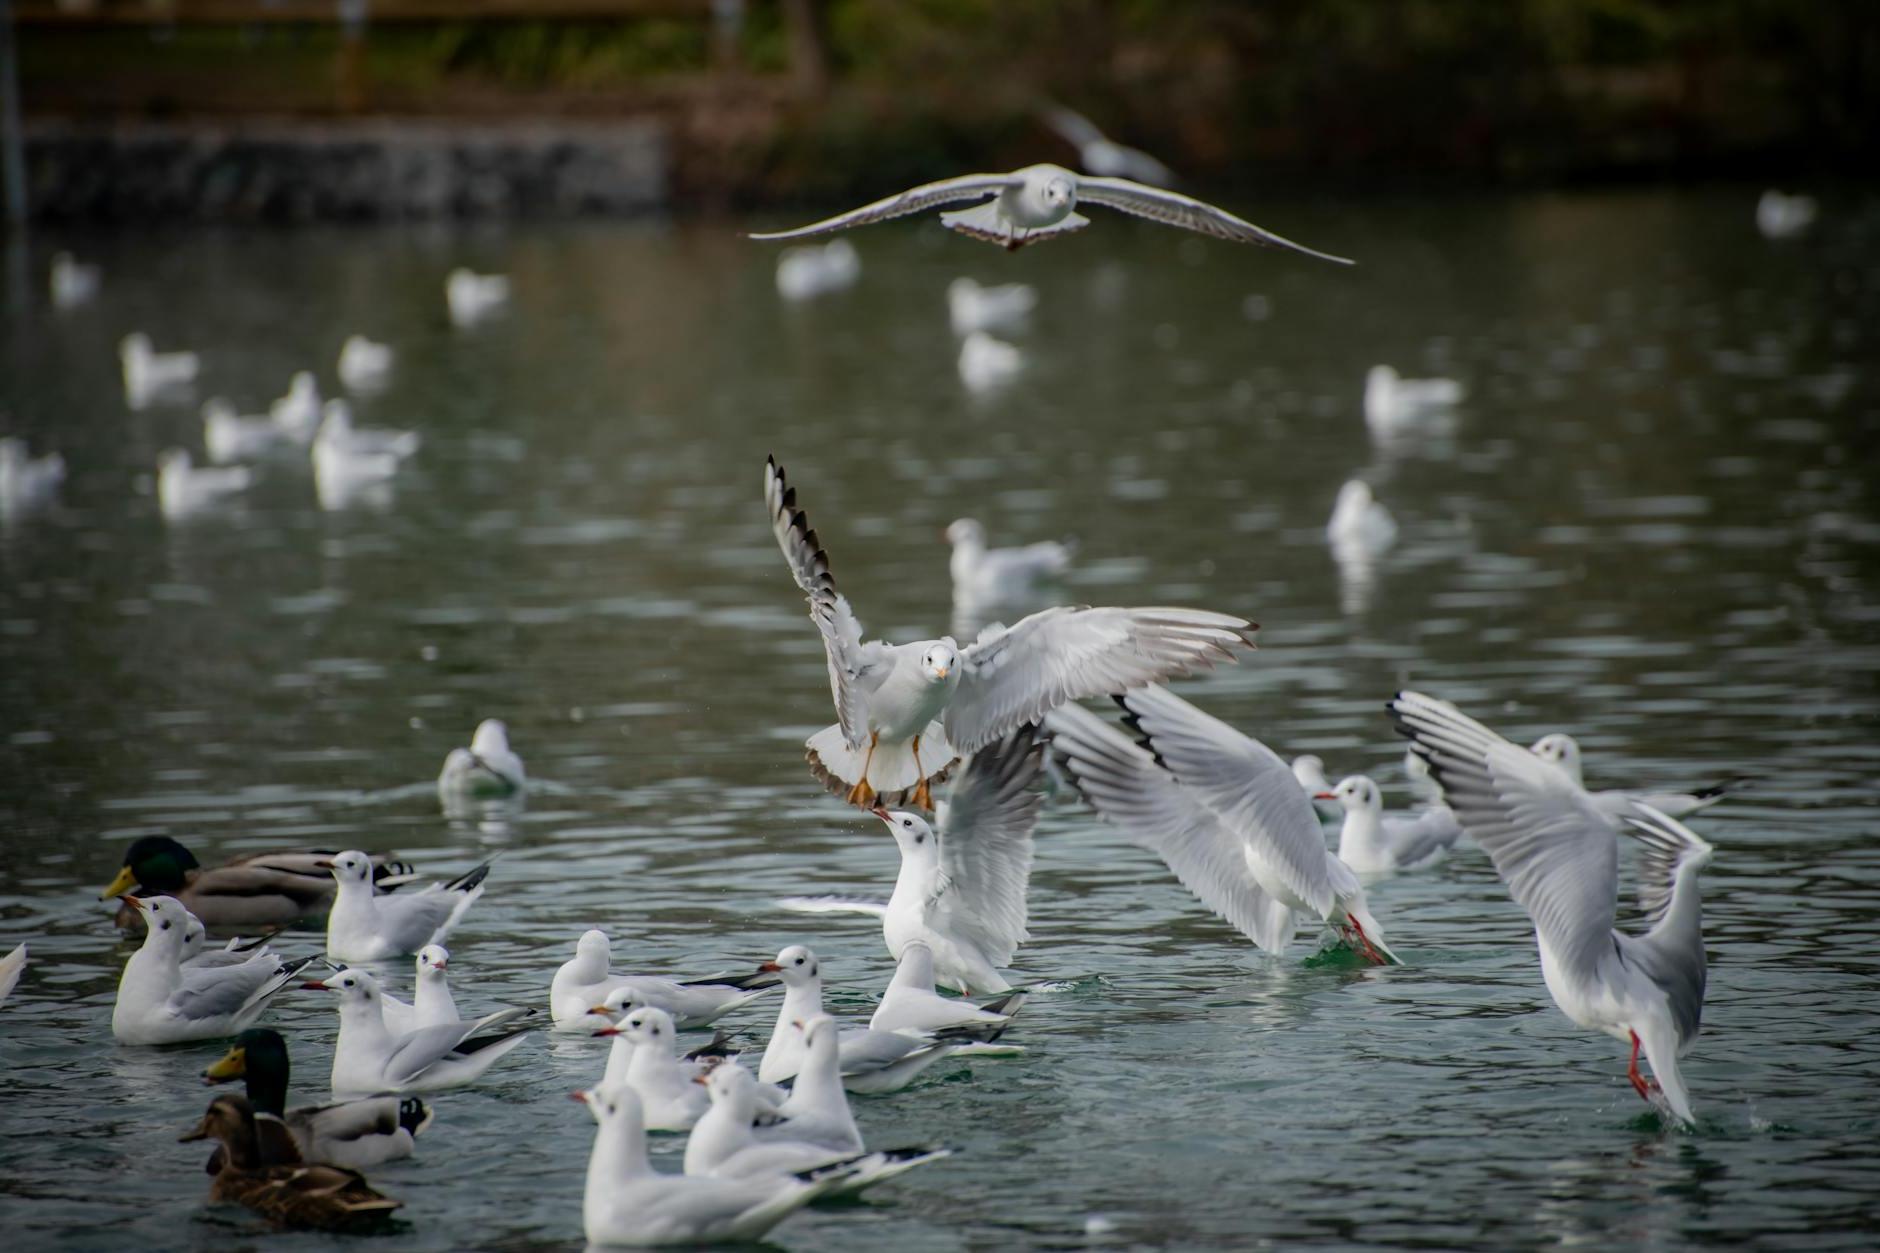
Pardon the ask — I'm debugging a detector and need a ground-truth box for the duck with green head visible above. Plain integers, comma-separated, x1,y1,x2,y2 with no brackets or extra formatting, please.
101,836,411,932
205,1028,433,1169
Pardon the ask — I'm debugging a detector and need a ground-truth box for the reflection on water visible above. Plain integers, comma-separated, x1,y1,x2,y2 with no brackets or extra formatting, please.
0,189,1877,1250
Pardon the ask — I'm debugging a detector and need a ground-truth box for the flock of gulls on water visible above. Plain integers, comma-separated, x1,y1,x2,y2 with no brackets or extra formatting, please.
3,116,1788,1245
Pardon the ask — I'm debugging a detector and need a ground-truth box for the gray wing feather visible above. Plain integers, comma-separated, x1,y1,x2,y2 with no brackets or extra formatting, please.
776,896,889,919
930,724,1047,967
947,607,1255,755
1044,703,1296,953
173,957,281,1020
1389,691,1619,978
765,457,885,750
836,1029,928,1073
381,1020,485,1086
1074,176,1353,264
1117,685,1349,918
748,174,1022,241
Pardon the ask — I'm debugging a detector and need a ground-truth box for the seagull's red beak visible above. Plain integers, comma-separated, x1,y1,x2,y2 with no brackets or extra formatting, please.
1314,792,1336,800
569,1091,589,1104
123,894,146,910
756,961,781,973
594,1027,621,1038
869,802,892,823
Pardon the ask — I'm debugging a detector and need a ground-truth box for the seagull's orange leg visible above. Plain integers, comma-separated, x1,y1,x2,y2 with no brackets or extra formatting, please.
910,735,935,811
845,732,879,809
1626,1030,1658,1100
1347,914,1388,965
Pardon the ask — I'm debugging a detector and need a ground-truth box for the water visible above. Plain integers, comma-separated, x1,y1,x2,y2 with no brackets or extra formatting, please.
2,189,1878,1250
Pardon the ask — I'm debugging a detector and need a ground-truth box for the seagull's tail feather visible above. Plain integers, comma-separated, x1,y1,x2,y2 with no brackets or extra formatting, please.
977,990,1026,1018
820,1146,957,1195
684,968,782,992
443,858,496,894
805,722,957,807
1690,777,1752,807
932,1018,1009,1045
681,1030,742,1062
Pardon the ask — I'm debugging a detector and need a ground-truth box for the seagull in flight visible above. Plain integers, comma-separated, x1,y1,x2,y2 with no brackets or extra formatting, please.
749,164,1351,261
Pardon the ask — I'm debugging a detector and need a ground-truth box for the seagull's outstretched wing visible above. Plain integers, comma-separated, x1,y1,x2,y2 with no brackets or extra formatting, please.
764,457,888,751
1073,177,1353,264
1115,685,1345,919
776,896,889,919
749,174,1024,242
1045,703,1296,953
946,607,1255,755
1388,691,1618,980
930,724,1048,968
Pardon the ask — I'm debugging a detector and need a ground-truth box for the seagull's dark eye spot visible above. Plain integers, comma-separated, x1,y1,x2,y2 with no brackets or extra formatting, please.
159,921,171,930
902,819,913,828
915,834,925,844
793,957,803,966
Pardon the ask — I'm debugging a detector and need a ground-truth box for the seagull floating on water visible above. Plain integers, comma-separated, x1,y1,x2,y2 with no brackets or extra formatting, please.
1318,775,1462,877
749,163,1351,261
549,929,780,1031
202,399,286,463
337,335,394,390
311,967,535,1097
1326,479,1397,554
765,455,1257,809
1364,365,1464,434
204,1028,434,1169
947,277,1037,335
322,850,491,963
157,449,251,520
1529,733,1744,826
592,1005,713,1132
447,268,509,326
945,517,1073,607
868,941,1023,1035
379,944,459,1035
0,438,65,519
269,372,323,444
111,895,316,1044
1756,190,1817,240
775,238,861,301
1291,754,1342,821
121,334,200,409
437,718,527,802
100,836,412,933
50,252,100,309
1041,105,1177,187
1389,691,1712,1125
958,329,1024,391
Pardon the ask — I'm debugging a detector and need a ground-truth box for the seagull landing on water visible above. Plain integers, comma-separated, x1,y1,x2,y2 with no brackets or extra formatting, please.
764,456,1257,811
1389,691,1713,1127
749,164,1352,262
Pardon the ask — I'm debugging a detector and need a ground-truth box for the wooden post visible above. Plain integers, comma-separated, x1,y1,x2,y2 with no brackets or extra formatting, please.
0,0,27,226
336,0,367,114
780,0,827,99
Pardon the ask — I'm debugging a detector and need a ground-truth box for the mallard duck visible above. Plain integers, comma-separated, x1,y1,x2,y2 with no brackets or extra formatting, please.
206,1029,433,1169
100,836,411,932
181,1093,401,1232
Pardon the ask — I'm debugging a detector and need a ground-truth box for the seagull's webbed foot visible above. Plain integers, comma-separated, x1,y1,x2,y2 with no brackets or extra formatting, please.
910,735,934,811
845,732,880,809
1625,1031,1660,1101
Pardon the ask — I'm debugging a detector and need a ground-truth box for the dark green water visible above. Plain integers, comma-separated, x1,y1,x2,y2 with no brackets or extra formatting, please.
1,188,1877,1250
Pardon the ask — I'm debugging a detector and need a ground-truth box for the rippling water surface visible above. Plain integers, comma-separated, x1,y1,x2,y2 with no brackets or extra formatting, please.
2,189,1877,1250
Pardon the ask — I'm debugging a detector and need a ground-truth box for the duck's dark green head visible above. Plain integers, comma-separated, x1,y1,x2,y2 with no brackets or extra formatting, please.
204,1029,290,1116
100,836,200,900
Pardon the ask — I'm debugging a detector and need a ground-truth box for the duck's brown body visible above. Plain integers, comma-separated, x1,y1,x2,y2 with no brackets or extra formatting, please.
182,1094,401,1232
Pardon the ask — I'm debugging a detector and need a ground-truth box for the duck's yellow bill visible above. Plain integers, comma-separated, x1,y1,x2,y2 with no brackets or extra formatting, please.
99,865,139,901
203,1047,246,1081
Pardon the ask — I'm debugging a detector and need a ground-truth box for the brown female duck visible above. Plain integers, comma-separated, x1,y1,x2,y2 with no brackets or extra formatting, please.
180,1093,402,1231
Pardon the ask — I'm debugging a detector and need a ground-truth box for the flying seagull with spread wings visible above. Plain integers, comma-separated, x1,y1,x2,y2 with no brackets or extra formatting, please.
764,456,1257,810
749,164,1351,261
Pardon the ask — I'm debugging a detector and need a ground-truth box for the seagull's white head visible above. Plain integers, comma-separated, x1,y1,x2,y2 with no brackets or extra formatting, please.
1531,733,1583,782
873,806,937,857
1335,480,1375,513
705,1062,756,1105
797,1013,840,1054
288,371,316,399
571,1082,639,1131
1292,755,1332,793
320,399,353,437
321,850,374,885
312,967,382,1009
1326,775,1383,816
157,448,191,477
592,985,644,1023
921,641,958,683
124,894,187,951
417,944,449,981
471,719,510,754
181,911,208,960
759,944,819,986
1041,174,1075,209
619,1006,675,1049
576,930,611,960
121,332,151,359
944,518,985,548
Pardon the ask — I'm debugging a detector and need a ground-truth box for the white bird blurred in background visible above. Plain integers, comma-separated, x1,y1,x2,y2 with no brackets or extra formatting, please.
269,371,323,444
447,268,510,326
50,253,101,309
338,335,395,390
201,399,285,464
1364,364,1464,434
121,334,200,409
0,438,66,520
157,449,250,520
1756,190,1817,240
947,277,1036,336
958,330,1024,391
775,239,861,301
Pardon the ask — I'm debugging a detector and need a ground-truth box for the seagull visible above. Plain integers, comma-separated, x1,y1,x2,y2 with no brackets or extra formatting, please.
589,988,773,1103
202,399,286,463
0,942,27,1004
204,1028,434,1169
1364,365,1464,434
447,268,509,326
753,945,1006,1092
765,455,1257,809
268,372,323,443
947,277,1037,336
312,400,417,510
1756,190,1817,240
1388,691,1712,1126
686,1053,951,1197
868,941,1023,1035
1290,754,1342,821
775,238,861,301
317,400,419,459
111,896,317,1044
549,929,780,1031
1041,105,1177,186
157,449,250,520
1529,733,1745,825
321,850,491,963
1326,479,1397,554
1045,690,1398,963
180,914,280,971
50,252,101,309
592,1006,711,1132
0,438,65,519
781,725,1047,993
378,944,459,1035
337,335,394,390
100,836,413,933
437,719,527,801
945,517,1073,607
311,967,535,1097
120,333,199,409
576,1083,857,1248
748,163,1351,260
1317,775,1462,876
958,330,1024,391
